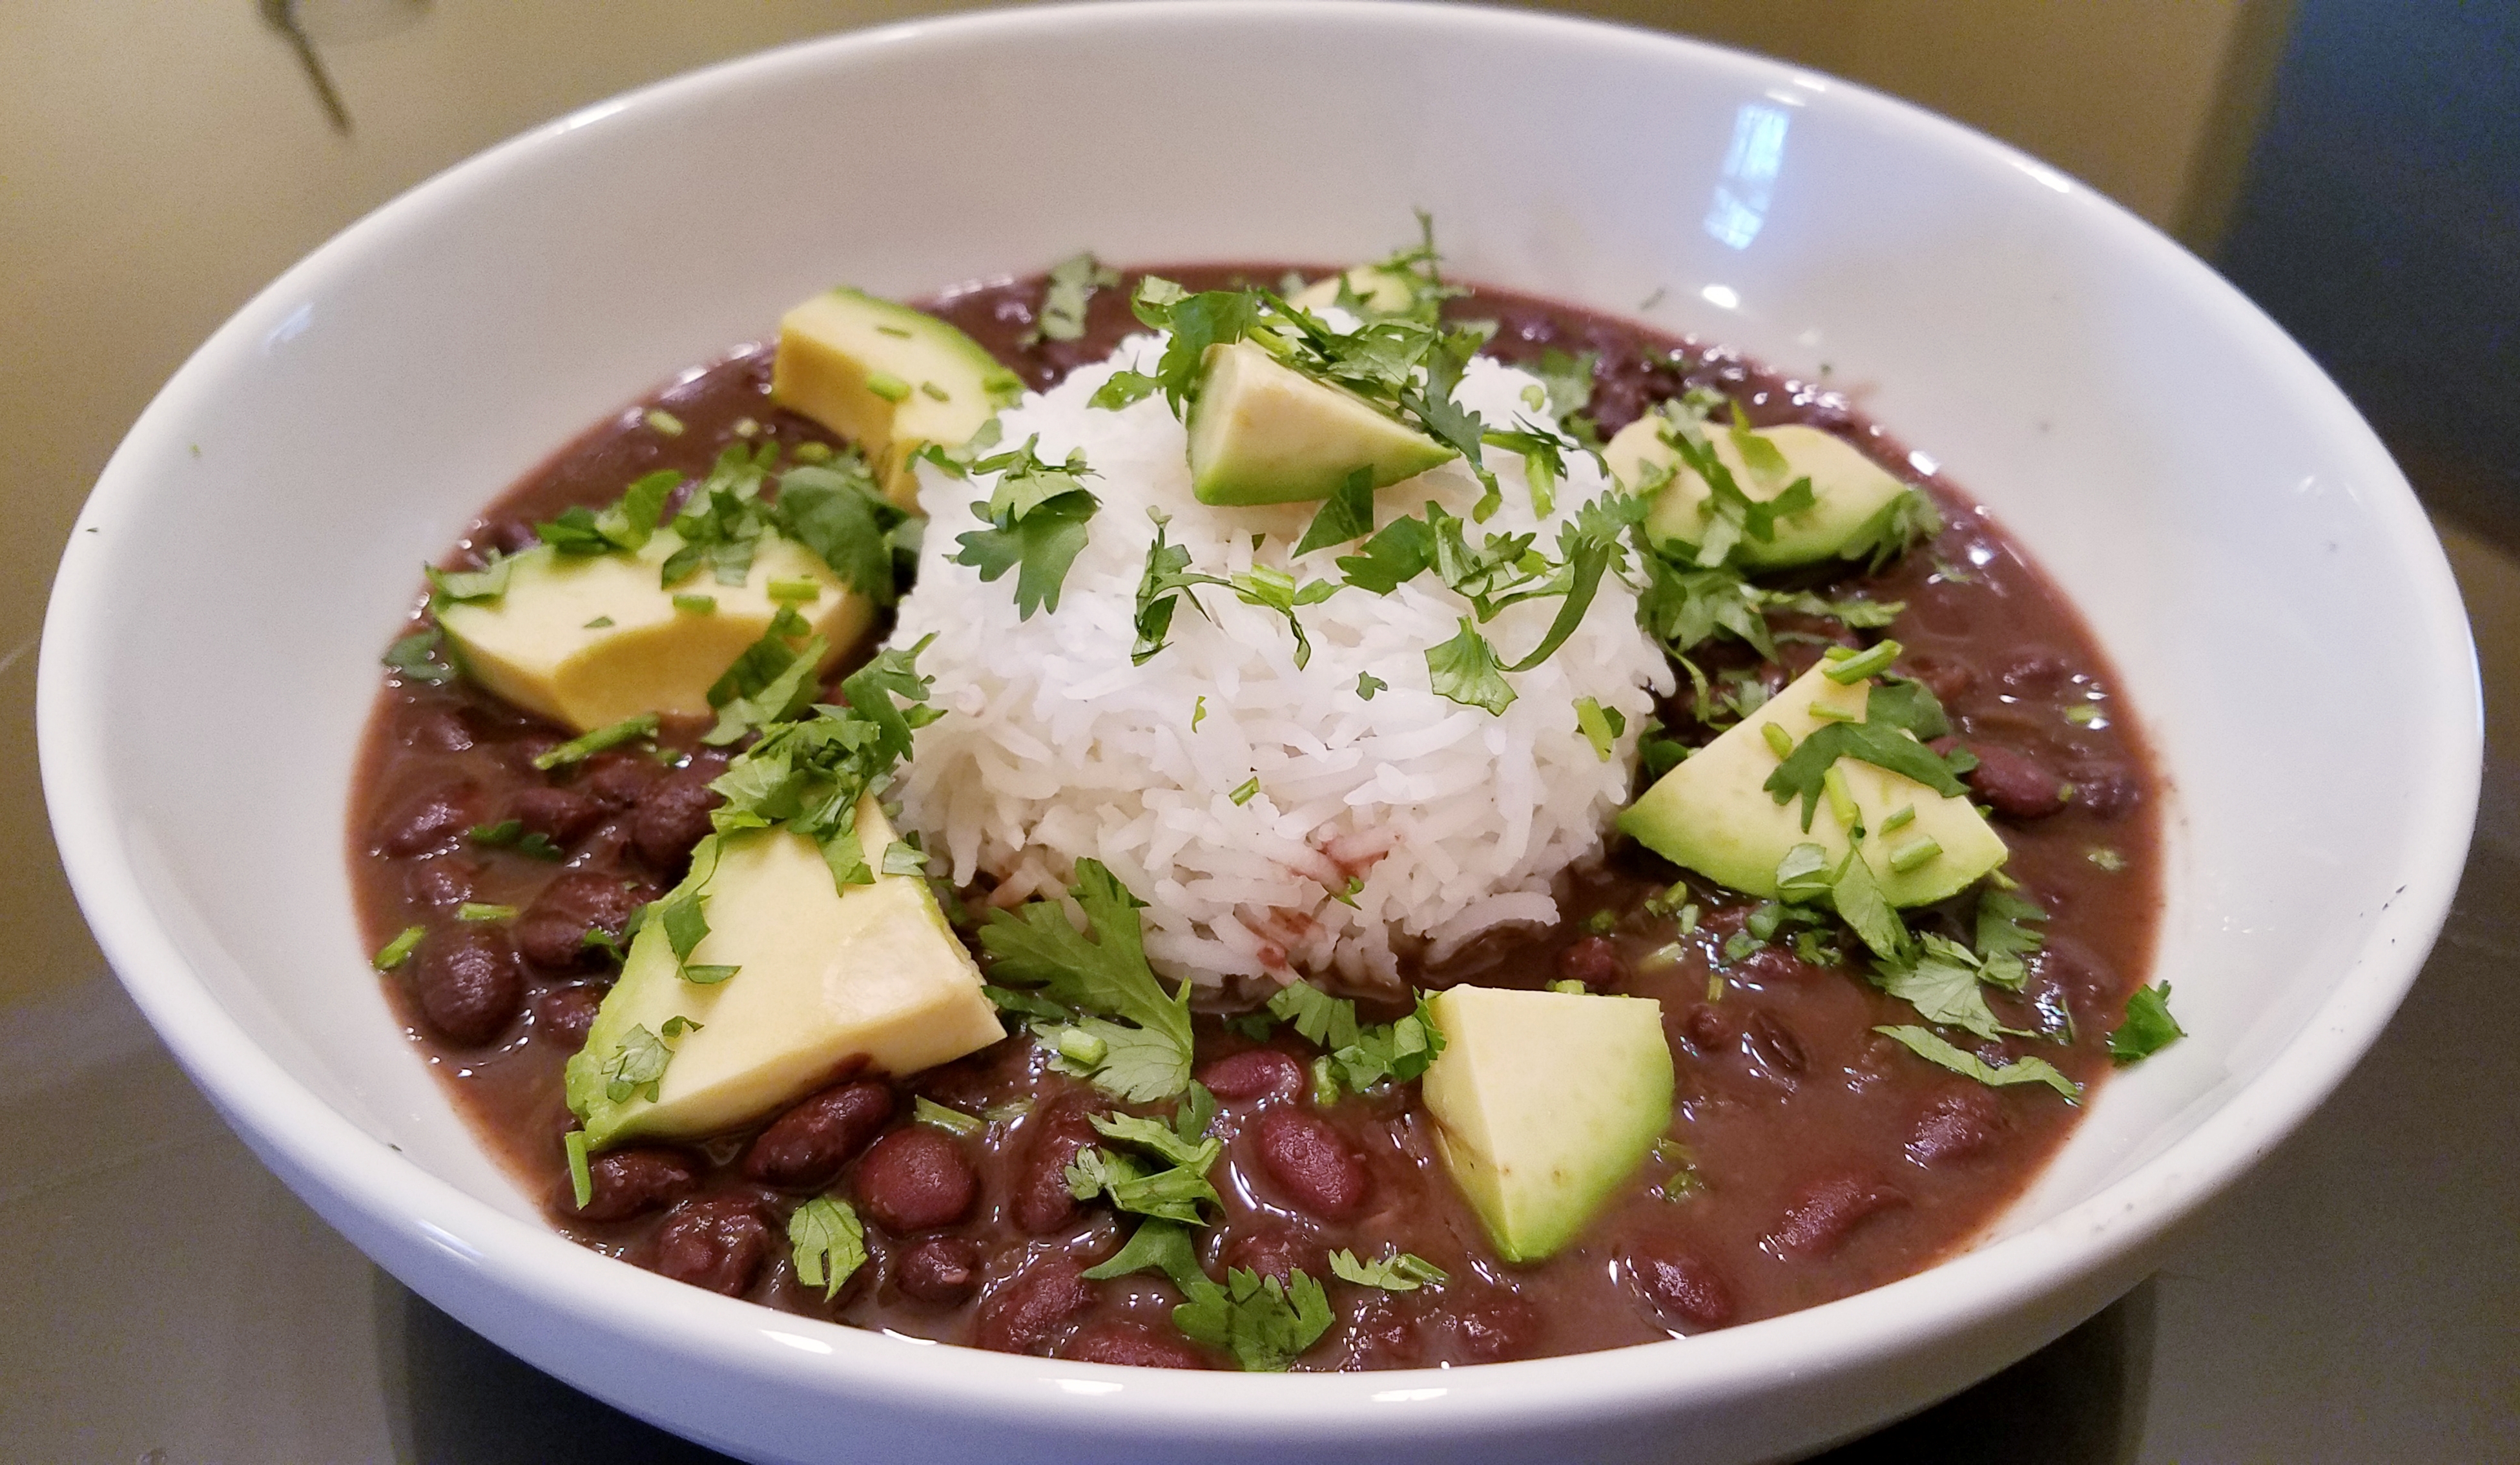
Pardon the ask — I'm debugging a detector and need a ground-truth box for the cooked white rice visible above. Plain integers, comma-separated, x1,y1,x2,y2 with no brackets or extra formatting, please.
890,333,1672,990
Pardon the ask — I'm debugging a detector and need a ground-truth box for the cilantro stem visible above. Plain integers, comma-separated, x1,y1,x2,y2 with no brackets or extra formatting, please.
1886,837,1943,873
564,1129,594,1209
533,713,661,771
1761,722,1795,759
456,902,518,923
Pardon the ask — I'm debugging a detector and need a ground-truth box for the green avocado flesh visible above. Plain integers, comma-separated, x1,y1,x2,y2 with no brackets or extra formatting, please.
1617,660,2007,907
1605,415,1913,570
1421,986,1673,1263
770,287,1022,508
436,531,866,735
1184,340,1456,505
565,802,1005,1149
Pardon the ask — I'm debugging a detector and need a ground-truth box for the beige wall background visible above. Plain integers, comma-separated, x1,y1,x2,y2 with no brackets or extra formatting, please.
0,0,2291,1006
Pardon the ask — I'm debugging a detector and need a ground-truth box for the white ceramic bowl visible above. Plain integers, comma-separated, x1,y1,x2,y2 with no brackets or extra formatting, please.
39,4,2479,1461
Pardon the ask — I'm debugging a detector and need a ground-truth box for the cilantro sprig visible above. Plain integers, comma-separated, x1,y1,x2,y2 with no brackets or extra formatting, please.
2107,982,2185,1065
787,1196,869,1300
1263,981,1445,1098
941,437,1100,619
1082,1220,1334,1372
1026,251,1120,347
976,860,1195,1103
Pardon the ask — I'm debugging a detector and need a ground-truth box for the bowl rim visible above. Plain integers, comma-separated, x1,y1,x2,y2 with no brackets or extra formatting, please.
37,0,2483,1439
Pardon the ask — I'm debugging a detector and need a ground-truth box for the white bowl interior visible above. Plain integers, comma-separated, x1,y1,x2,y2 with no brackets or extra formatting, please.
41,4,2476,1460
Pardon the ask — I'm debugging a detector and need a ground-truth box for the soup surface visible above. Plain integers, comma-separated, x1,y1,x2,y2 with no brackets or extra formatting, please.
350,265,2160,1369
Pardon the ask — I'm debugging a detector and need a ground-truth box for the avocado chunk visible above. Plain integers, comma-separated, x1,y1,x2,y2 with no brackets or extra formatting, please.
1605,413,1914,569
1618,659,2007,906
1420,986,1673,1263
437,531,869,734
770,288,1023,509
565,801,1005,1148
1184,340,1456,506
1286,264,1421,317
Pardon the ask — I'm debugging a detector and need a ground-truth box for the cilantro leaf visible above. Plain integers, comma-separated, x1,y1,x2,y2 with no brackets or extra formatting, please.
773,458,907,603
602,1022,677,1104
2107,982,2185,1065
1173,1267,1334,1372
1266,982,1446,1092
1974,887,2048,989
1874,935,2014,1041
382,628,457,685
1131,511,1226,665
1425,617,1515,714
1082,1218,1208,1291
1292,467,1377,557
427,553,513,605
1065,1145,1219,1224
947,437,1100,618
531,713,659,771
1874,1024,2079,1100
1530,346,1597,430
787,1196,868,1300
702,605,826,747
1026,251,1119,346
1090,369,1162,411
978,860,1194,1102
1328,1247,1447,1292
1335,514,1436,594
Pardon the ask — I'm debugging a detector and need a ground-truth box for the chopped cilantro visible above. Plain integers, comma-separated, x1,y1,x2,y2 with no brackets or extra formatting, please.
372,925,425,971
2088,846,2127,872
1292,467,1377,557
1191,694,1208,729
532,712,658,771
766,577,821,603
538,470,677,557
1328,1248,1447,1292
787,1196,868,1300
1265,982,1445,1092
2065,703,2102,725
1821,640,1898,683
1886,836,1943,873
1762,672,1971,831
644,408,685,437
947,437,1100,618
1574,696,1626,761
1356,672,1385,700
1426,617,1514,713
1175,1267,1334,1372
701,605,827,746
1875,1024,2078,1100
2107,982,2185,1065
913,1096,984,1138
978,860,1195,1102
1054,1026,1109,1067
1973,888,2048,988
603,1021,681,1104
1130,512,1221,665
1545,978,1587,994
880,838,929,877
455,902,517,923
672,593,716,614
865,371,911,403
426,553,513,606
468,820,563,861
1228,776,1261,806
382,629,457,685
583,616,615,629
1027,252,1119,346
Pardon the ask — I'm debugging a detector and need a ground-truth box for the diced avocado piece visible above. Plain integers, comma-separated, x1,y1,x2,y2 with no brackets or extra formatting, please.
1618,660,2007,906
566,801,1006,1149
1421,986,1673,1263
1184,340,1456,506
437,530,868,734
1605,415,1914,569
1287,265,1420,317
770,287,1024,509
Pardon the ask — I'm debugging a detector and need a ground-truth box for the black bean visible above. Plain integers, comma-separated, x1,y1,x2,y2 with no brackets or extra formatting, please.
532,984,605,1046
1219,1218,1323,1287
1196,1048,1303,1103
377,782,480,856
571,1147,698,1221
411,925,521,1046
1013,1098,1100,1234
1961,743,2074,820
514,869,651,971
581,748,664,807
1903,654,1976,705
1254,1109,1371,1220
1063,1321,1210,1369
403,708,475,753
510,784,606,845
652,1196,769,1296
1680,1004,1730,1054
1626,1242,1735,1331
632,767,723,869
974,1260,1094,1355
1770,1174,1907,1256
401,857,477,909
2063,757,2143,818
743,1079,896,1190
1744,1009,1808,1076
1908,1084,2007,1167
853,1127,977,1232
1556,935,1626,988
1447,1293,1542,1363
893,1236,982,1307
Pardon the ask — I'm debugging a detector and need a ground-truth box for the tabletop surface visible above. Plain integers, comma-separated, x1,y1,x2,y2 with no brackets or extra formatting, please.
6,5,2515,1461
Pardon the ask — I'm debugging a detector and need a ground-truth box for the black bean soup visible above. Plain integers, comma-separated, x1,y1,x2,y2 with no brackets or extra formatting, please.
350,265,2160,1369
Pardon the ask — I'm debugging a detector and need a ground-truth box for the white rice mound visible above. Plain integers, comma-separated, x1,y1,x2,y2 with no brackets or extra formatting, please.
891,333,1673,990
